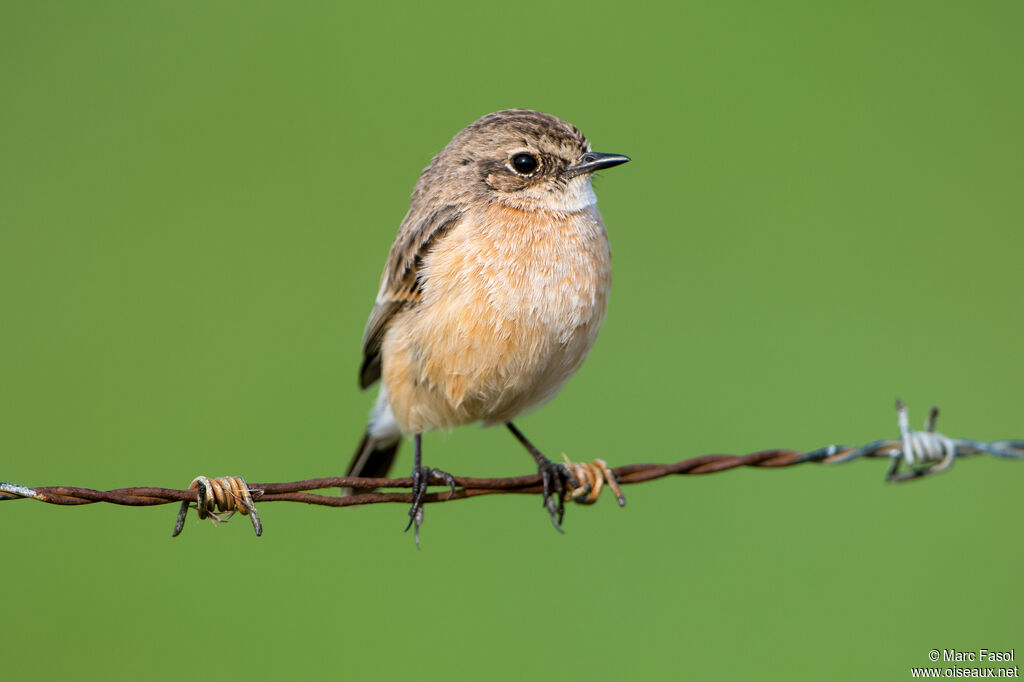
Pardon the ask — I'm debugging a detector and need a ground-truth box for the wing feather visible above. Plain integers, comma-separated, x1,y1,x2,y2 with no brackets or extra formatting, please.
358,204,462,389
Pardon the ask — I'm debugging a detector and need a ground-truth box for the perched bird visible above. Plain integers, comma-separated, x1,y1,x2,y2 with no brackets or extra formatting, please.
347,109,629,537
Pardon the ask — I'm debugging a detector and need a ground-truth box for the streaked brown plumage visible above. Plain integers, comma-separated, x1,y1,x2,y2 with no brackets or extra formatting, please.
347,109,629,536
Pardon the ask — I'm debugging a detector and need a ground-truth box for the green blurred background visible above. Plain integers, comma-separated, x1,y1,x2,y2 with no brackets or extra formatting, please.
2,1,1020,679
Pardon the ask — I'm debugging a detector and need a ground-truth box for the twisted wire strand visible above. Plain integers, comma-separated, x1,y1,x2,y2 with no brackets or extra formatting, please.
2,404,1021,537
2,438,1020,508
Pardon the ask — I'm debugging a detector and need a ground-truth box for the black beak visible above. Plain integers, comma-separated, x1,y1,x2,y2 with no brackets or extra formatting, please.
564,152,631,178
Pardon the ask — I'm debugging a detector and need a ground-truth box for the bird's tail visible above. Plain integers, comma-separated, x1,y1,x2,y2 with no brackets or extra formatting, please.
345,387,402,493
346,428,401,484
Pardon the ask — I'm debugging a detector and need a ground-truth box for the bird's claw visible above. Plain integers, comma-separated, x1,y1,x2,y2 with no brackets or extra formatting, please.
404,466,457,548
537,459,577,533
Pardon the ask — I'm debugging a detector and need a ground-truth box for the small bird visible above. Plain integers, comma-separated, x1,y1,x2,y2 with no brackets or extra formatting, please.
347,109,629,538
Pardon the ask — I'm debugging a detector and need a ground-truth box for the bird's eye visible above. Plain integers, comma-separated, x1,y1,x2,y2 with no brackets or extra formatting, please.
511,153,539,175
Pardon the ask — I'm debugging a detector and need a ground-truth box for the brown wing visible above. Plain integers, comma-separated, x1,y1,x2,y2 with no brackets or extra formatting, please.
359,204,463,389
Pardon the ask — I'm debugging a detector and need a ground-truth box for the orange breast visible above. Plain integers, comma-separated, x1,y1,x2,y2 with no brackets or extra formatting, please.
381,203,612,433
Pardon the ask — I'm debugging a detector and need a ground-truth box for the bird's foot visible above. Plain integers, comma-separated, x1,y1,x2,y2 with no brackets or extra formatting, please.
404,466,457,548
537,457,578,533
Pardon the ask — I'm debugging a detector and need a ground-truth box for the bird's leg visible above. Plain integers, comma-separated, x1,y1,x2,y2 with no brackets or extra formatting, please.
506,422,577,533
404,433,456,548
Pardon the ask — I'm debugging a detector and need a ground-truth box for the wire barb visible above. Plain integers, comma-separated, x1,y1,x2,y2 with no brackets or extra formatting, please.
887,400,958,482
562,455,627,507
172,476,263,537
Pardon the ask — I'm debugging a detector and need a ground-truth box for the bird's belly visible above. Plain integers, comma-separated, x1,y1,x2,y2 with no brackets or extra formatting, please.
381,210,611,433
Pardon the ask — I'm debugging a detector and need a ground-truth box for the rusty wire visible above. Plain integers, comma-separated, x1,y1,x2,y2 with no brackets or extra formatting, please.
1,403,1021,536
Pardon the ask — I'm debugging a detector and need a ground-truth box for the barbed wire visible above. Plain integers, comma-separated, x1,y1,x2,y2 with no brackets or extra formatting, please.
1,402,1020,537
